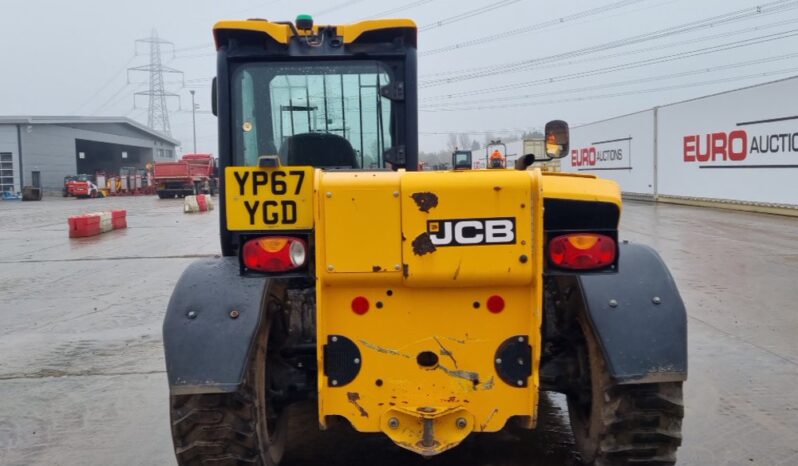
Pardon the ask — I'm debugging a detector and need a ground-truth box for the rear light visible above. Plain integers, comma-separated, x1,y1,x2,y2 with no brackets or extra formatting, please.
351,296,370,315
242,236,307,272
549,234,616,270
486,295,505,313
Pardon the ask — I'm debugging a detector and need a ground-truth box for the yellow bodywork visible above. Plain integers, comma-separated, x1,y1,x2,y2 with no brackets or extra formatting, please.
314,169,544,455
224,167,620,455
213,18,416,48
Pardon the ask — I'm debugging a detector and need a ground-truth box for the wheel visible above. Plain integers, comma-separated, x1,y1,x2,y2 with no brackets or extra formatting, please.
567,318,683,466
169,302,288,465
157,192,168,199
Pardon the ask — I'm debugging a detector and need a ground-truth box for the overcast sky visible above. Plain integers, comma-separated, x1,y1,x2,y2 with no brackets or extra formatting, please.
2,0,798,154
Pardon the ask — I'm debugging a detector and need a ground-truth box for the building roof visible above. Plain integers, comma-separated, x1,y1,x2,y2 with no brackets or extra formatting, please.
0,115,180,146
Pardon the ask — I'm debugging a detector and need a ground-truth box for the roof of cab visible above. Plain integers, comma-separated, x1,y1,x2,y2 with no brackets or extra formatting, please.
213,19,417,49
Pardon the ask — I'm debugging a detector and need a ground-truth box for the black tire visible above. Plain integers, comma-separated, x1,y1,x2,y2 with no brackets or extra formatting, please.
568,319,683,466
169,307,288,466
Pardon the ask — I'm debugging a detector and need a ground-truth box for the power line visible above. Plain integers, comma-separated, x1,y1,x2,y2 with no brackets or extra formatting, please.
421,67,798,112
315,0,367,16
94,83,148,115
73,56,137,114
421,1,798,87
173,42,213,53
423,18,798,101
420,0,648,57
92,82,134,114
419,0,522,32
420,14,798,81
422,52,798,109
420,28,798,103
359,0,436,20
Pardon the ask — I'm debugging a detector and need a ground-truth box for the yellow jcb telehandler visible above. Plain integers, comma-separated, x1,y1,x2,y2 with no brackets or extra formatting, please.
163,15,686,466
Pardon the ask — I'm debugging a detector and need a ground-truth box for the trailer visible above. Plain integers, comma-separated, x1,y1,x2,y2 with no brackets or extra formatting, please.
153,153,217,199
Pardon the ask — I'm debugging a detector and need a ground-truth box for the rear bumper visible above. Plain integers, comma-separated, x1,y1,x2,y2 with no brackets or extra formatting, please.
317,285,541,456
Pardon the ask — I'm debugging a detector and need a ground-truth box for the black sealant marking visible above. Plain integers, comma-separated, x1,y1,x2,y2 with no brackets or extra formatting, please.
411,233,437,256
411,192,439,213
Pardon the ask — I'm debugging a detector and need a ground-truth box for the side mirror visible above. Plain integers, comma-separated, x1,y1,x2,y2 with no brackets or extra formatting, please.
544,120,569,159
211,77,218,117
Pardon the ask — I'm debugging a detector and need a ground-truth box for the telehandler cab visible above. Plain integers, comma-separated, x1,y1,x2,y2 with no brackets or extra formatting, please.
164,16,687,466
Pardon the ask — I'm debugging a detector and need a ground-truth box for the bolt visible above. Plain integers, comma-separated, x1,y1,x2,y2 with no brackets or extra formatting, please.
393,191,399,197
354,358,361,364
495,358,503,365
331,379,338,386
517,380,524,386
394,264,401,271
456,417,468,429
326,192,332,198
652,296,662,305
519,254,528,263
331,336,338,342
517,358,524,365
297,362,304,368
609,299,618,308
327,265,335,272
187,311,197,319
388,417,400,429
229,310,240,319
518,336,525,343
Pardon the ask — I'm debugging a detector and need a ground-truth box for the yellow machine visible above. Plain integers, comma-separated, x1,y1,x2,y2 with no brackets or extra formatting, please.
164,15,686,466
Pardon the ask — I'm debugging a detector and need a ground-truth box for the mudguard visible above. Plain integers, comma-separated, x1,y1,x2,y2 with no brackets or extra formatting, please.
574,242,687,384
163,257,271,395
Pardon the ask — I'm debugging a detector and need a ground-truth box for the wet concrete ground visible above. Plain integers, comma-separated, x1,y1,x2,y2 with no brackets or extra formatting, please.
0,197,797,465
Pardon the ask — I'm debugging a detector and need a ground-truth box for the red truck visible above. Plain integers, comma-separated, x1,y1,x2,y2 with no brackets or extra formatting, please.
153,153,217,199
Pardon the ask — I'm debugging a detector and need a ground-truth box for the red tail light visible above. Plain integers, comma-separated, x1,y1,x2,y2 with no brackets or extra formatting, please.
351,296,370,315
486,295,505,313
549,234,616,270
242,236,307,272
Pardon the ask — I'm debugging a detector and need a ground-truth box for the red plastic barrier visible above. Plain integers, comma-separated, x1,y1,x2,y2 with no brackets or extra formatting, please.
196,194,208,212
68,215,101,238
68,210,127,238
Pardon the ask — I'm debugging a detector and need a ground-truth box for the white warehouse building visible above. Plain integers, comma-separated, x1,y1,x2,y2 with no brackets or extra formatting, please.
564,75,798,210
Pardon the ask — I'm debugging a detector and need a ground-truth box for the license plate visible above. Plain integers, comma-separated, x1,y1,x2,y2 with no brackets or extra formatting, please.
225,166,314,231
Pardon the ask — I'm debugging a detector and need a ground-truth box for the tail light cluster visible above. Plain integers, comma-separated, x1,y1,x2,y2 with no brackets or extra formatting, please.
548,233,616,270
242,236,307,272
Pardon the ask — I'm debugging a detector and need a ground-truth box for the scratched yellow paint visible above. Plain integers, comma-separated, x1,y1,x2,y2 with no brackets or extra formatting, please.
314,169,546,454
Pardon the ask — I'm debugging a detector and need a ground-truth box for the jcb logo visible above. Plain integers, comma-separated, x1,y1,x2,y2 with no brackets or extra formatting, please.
428,217,516,246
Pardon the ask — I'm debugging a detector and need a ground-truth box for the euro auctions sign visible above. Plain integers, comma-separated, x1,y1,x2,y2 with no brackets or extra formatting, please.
570,137,632,170
683,116,798,168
